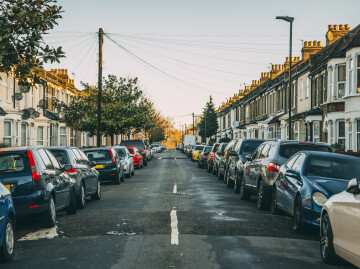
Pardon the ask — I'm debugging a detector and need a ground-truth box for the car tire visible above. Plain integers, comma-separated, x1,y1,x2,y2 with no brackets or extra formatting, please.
233,171,240,193
120,171,125,182
131,166,135,175
256,180,267,210
114,172,121,185
198,161,202,168
0,217,14,262
217,167,223,180
144,159,147,166
91,180,101,200
239,175,251,200
212,166,217,175
207,165,212,173
66,189,77,215
44,195,56,228
271,187,279,215
126,171,131,178
76,182,86,209
293,195,305,233
320,213,340,264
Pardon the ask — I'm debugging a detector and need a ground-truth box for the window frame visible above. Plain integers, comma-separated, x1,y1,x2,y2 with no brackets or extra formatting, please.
3,121,12,146
336,64,346,98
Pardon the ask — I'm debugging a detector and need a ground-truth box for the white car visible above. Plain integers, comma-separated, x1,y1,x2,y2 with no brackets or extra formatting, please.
113,146,135,178
152,144,162,153
320,178,360,267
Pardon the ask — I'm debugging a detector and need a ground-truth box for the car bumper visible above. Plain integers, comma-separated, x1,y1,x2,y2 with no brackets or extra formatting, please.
207,159,214,167
303,207,321,227
13,190,49,215
192,155,199,160
97,168,119,181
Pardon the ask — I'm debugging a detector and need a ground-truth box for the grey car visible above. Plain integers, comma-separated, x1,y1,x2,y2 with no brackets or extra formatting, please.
240,140,332,210
212,143,228,176
113,146,135,178
217,139,238,181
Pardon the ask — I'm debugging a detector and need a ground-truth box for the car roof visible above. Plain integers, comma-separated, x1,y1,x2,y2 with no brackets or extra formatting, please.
306,151,360,161
0,146,43,152
83,147,113,151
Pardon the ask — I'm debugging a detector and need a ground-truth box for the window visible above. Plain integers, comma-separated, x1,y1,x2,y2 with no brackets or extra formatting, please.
20,124,27,146
292,154,306,173
336,64,346,98
70,129,76,146
286,154,299,169
300,79,304,100
259,144,270,159
294,122,299,140
349,57,353,94
322,75,326,103
45,149,61,170
357,120,360,151
37,148,53,170
305,78,309,98
268,127,273,139
315,78,319,106
357,56,360,93
50,124,58,146
276,125,281,139
328,67,334,100
285,124,289,140
348,121,352,150
338,121,345,148
37,127,44,145
3,122,12,146
329,121,334,145
15,122,19,146
292,83,296,109
313,121,320,142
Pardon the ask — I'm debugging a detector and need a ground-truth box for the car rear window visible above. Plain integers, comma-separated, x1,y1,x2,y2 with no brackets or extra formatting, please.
120,140,144,148
85,150,111,161
49,150,69,165
306,157,360,180
241,141,265,156
115,148,127,157
204,147,212,153
0,152,29,173
194,146,204,150
127,148,135,154
279,144,331,159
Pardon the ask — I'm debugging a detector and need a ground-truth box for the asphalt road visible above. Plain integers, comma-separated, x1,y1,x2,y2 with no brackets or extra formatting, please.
3,149,354,269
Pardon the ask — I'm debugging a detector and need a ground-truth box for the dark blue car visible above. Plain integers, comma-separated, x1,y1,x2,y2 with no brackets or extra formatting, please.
0,182,15,262
271,151,360,232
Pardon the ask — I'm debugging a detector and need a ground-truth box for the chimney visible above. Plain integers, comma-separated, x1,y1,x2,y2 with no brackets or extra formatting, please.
270,64,284,79
260,72,271,84
326,24,350,45
244,86,251,94
301,40,323,60
250,80,260,90
284,57,300,70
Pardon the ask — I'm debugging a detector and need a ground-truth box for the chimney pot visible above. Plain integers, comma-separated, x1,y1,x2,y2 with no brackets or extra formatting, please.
345,24,350,30
328,25,333,30
339,24,344,30
317,41,321,46
334,25,338,30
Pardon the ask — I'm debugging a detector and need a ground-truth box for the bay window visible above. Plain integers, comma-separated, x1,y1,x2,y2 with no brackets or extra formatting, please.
3,122,12,146
338,120,345,148
313,121,320,142
336,64,346,98
37,127,44,145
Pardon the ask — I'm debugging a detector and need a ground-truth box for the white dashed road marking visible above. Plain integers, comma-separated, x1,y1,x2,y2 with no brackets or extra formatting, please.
170,210,179,245
173,183,177,194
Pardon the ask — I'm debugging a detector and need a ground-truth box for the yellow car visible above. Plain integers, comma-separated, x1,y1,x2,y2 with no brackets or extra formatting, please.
191,145,204,161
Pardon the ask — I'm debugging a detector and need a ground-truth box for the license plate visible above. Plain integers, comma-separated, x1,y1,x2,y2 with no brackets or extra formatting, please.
94,165,104,169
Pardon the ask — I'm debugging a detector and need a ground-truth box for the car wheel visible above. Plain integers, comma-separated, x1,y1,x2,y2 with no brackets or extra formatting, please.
271,187,279,215
120,171,125,182
44,195,56,228
114,172,121,185
126,170,131,178
76,182,86,209
293,195,305,232
207,165,212,173
256,180,267,210
91,180,101,200
239,175,251,200
198,161,202,168
131,166,135,175
217,167,223,180
233,171,240,193
320,213,340,264
0,217,14,262
66,189,77,215
212,166,216,175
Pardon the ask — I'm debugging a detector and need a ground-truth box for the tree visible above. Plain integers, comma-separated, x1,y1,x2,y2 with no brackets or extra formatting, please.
198,96,219,143
0,0,65,84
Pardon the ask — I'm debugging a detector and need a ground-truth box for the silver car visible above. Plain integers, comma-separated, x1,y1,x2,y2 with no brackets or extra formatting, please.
113,146,135,178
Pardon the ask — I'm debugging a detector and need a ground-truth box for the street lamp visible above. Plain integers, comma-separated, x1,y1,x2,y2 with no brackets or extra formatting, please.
276,16,294,140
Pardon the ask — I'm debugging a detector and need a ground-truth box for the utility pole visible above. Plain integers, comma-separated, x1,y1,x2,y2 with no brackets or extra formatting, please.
97,28,103,147
192,113,195,135
205,114,207,142
185,124,187,135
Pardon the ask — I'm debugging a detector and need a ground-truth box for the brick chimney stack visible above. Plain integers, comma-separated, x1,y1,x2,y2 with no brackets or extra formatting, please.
260,72,271,84
270,64,284,79
250,80,260,90
284,57,300,70
244,86,251,94
326,24,350,45
302,41,323,60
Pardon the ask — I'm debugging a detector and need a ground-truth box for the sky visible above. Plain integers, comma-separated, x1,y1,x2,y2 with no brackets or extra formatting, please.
44,0,360,129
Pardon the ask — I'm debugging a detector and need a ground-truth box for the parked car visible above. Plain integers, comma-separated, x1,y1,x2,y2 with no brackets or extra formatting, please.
120,140,148,166
272,151,354,232
225,139,265,192
152,144,162,153
191,145,204,161
207,143,220,173
0,182,15,262
0,146,76,227
198,146,212,168
144,140,152,161
127,147,144,169
83,147,124,184
217,139,238,181
48,147,101,209
187,145,195,158
320,177,360,267
212,143,228,176
240,140,332,210
113,146,135,178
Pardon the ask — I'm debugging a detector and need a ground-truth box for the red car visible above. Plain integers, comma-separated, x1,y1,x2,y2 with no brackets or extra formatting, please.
127,147,143,169
207,143,220,173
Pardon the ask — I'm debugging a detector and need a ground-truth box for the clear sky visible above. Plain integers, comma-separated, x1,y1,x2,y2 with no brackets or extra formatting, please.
44,0,360,128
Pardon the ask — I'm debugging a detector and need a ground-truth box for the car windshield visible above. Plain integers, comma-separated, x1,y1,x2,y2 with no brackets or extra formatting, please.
241,141,264,156
194,146,204,150
306,156,360,180
85,150,111,161
279,144,331,159
49,150,69,164
0,153,28,173
203,146,212,153
115,148,127,157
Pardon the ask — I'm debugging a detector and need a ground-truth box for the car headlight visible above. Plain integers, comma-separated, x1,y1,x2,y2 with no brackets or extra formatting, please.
312,192,328,207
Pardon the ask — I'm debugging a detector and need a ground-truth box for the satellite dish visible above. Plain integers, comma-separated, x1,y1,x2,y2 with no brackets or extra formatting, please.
22,109,30,120
14,93,23,101
38,99,48,109
33,111,40,118
28,107,35,114
232,121,239,128
19,84,31,93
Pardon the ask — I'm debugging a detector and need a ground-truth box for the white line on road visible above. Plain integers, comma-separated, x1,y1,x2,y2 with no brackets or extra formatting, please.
170,210,179,245
18,226,58,241
173,183,177,194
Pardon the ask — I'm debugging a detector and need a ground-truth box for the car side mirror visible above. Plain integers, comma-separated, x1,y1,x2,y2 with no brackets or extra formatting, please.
63,164,73,171
346,178,359,193
229,150,237,156
245,155,252,161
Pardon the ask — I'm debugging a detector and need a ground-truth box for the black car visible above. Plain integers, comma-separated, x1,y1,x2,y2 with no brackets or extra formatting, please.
120,140,148,166
212,143,228,176
198,146,212,168
217,139,238,181
48,147,101,209
0,146,76,227
83,147,124,185
225,139,265,192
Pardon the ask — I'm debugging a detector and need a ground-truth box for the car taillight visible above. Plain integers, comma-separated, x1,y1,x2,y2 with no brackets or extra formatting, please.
27,150,40,181
210,152,215,158
109,150,116,164
202,154,208,157
143,147,146,154
65,166,77,174
269,162,280,172
299,142,315,145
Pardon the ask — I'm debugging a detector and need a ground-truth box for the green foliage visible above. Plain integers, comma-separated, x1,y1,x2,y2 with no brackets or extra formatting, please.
0,141,10,148
331,142,345,152
197,96,219,141
219,137,231,143
0,0,65,84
